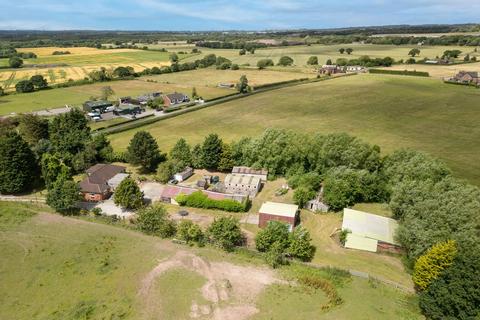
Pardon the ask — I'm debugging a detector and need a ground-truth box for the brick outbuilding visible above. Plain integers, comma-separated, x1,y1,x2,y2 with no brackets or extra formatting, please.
258,202,299,231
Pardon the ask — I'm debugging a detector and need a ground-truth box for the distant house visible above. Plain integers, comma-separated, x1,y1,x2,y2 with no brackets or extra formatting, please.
83,100,113,113
224,174,261,197
258,201,299,231
174,167,193,182
160,185,247,205
137,92,162,105
231,166,268,182
453,71,480,84
79,164,126,202
341,208,401,253
319,65,344,75
163,92,189,107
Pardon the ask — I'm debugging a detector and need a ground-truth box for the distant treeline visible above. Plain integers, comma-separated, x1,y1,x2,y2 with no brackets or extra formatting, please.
1,24,479,49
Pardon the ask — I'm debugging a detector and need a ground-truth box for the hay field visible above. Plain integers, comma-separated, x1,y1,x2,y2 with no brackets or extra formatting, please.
109,74,480,186
0,47,191,90
0,201,422,320
379,61,480,78
184,43,479,68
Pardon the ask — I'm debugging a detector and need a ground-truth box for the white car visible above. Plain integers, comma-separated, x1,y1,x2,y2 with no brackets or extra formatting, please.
105,106,115,112
87,112,100,117
92,116,102,122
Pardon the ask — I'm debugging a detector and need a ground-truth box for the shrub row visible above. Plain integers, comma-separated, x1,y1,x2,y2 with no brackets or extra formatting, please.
369,69,429,77
443,80,479,88
176,191,249,212
299,276,344,310
252,77,309,90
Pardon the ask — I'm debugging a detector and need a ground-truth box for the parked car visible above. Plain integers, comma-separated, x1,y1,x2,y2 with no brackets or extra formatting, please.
105,106,115,112
92,116,102,122
178,210,189,217
168,179,178,185
87,112,101,117
212,176,220,184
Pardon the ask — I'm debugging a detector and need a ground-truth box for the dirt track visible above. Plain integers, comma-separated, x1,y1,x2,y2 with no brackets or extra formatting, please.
139,250,283,320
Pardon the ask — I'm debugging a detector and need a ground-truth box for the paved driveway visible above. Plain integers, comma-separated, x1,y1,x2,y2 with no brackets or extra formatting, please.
140,182,165,203
79,199,134,218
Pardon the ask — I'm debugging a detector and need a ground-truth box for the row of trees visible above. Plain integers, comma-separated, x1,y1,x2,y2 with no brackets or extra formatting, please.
15,75,48,93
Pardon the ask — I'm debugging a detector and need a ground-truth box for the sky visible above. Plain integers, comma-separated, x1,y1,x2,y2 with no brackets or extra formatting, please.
0,0,479,31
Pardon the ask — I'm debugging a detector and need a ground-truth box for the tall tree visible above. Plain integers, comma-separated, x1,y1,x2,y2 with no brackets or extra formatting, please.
346,48,353,54
236,75,250,93
169,138,192,167
41,153,71,189
136,203,176,237
200,133,223,170
408,48,421,57
30,75,48,89
114,177,144,210
277,56,294,66
307,56,318,65
49,109,90,159
17,114,49,145
0,132,38,194
127,131,161,172
46,177,80,214
207,216,243,251
100,86,115,100
339,48,345,54
15,80,34,93
169,53,179,63
8,56,23,68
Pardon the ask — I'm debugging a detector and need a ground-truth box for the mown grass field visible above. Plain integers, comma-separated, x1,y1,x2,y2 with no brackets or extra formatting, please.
0,201,422,320
0,68,308,115
109,74,480,186
183,43,478,68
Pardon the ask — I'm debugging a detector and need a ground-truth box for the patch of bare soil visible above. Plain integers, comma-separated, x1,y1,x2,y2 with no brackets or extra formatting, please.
139,250,282,320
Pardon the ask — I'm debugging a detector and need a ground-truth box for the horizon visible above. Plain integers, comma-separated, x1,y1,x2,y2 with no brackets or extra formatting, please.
2,0,480,31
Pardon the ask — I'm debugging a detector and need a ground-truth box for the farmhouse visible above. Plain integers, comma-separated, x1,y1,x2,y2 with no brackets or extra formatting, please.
83,100,113,113
231,166,268,182
137,92,162,105
163,92,189,106
258,201,298,231
453,71,480,84
341,208,401,253
224,174,261,197
174,167,193,182
79,164,126,202
160,185,247,205
319,65,344,75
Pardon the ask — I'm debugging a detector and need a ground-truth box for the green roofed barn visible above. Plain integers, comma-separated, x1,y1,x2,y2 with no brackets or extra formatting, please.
341,208,401,253
83,100,113,113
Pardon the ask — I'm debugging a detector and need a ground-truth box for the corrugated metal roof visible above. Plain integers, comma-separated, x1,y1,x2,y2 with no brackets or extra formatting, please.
225,174,260,186
259,202,298,218
345,233,378,252
342,208,399,245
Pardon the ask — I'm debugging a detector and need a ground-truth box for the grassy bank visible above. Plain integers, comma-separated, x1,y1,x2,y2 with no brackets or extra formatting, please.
109,74,480,186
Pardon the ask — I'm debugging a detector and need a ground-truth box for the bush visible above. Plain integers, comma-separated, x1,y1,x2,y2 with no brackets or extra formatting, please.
265,241,288,268
255,221,290,252
114,177,144,210
277,56,294,66
257,59,274,69
207,216,243,251
8,56,23,68
136,203,176,238
15,80,34,93
413,240,457,291
177,220,204,246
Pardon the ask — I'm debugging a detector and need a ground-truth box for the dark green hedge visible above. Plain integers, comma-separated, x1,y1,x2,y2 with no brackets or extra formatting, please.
369,69,429,77
176,191,248,212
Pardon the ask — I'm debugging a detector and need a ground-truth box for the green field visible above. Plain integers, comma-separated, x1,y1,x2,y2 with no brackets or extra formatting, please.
0,68,309,115
109,74,480,186
183,43,478,68
0,201,422,320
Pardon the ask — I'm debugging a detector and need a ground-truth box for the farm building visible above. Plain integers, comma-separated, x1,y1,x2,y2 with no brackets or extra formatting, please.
318,65,344,75
114,103,143,115
174,167,193,182
83,100,113,113
231,166,268,182
137,92,162,105
224,174,261,197
163,92,189,106
119,96,140,105
79,164,126,202
453,71,480,84
160,185,247,205
345,65,367,73
304,187,329,213
258,202,299,231
341,208,401,253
